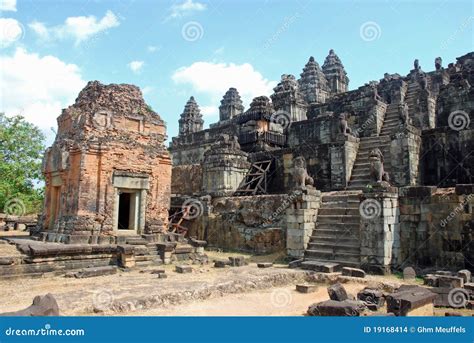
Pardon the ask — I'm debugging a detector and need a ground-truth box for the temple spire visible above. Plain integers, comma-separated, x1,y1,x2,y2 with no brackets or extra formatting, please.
219,88,244,121
298,56,331,104
178,96,203,136
322,49,349,94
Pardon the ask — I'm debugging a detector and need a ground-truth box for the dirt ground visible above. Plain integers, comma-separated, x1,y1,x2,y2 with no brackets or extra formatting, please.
0,248,470,317
126,283,367,316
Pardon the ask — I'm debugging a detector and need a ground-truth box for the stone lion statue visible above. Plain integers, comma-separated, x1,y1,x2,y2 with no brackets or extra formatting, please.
292,156,314,189
338,113,353,136
369,148,390,184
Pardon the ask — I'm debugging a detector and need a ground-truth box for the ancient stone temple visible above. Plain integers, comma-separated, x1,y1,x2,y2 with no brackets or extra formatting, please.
178,96,204,136
40,81,171,244
169,50,474,273
322,49,349,94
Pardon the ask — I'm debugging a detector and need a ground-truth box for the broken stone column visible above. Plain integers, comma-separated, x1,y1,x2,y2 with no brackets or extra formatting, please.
330,134,359,189
286,188,321,258
360,187,400,274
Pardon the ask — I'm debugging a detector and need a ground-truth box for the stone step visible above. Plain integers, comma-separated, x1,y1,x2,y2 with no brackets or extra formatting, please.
307,242,360,254
316,215,360,224
310,235,360,245
318,208,360,216
303,258,360,268
305,249,361,263
312,230,360,240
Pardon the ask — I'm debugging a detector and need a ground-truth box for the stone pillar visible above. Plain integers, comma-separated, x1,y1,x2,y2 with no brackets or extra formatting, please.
359,187,400,274
389,125,422,186
330,134,359,189
286,188,321,258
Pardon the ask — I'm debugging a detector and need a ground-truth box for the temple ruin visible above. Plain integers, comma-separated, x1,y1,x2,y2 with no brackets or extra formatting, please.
40,81,172,243
170,50,473,273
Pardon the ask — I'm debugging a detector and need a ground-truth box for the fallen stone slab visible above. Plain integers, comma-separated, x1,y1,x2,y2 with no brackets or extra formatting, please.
341,267,366,278
296,284,318,293
257,262,273,268
228,256,246,267
445,312,463,316
214,260,230,268
357,288,385,310
149,269,166,275
0,294,59,316
437,275,464,288
457,270,471,284
301,260,340,273
175,265,192,273
69,266,117,278
435,270,453,276
307,300,367,316
0,257,15,265
327,283,348,301
386,286,436,316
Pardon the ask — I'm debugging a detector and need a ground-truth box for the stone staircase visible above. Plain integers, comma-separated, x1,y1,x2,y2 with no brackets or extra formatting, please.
304,191,362,267
380,102,402,136
347,135,392,190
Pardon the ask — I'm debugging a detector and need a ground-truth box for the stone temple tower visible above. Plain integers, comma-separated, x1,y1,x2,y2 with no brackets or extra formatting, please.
298,56,331,104
322,49,349,94
270,74,307,123
178,96,204,136
219,87,244,122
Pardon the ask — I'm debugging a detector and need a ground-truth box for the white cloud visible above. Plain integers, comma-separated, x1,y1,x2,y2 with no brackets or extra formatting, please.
166,0,206,20
29,10,120,45
141,86,153,95
147,45,159,52
0,0,16,11
128,60,144,73
172,61,277,107
200,105,218,118
0,18,23,47
0,48,86,143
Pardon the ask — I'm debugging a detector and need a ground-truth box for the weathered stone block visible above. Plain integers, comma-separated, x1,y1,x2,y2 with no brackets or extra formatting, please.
457,270,471,284
307,300,366,316
228,256,246,267
296,284,318,293
357,288,385,310
341,267,366,278
214,260,230,268
257,262,273,268
175,265,192,273
437,275,464,288
386,287,436,316
423,275,438,287
327,283,348,301
70,266,117,278
402,266,416,280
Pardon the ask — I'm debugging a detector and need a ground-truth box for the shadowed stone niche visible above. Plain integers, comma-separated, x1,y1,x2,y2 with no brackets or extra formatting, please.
39,81,171,244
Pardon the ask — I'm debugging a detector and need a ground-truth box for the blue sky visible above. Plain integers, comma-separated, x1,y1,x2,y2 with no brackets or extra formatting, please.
1,0,473,144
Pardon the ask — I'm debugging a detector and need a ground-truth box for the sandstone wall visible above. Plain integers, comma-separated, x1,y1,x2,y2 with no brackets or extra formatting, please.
398,185,473,270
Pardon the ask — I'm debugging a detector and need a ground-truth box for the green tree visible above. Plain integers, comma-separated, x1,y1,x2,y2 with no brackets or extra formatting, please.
0,113,45,215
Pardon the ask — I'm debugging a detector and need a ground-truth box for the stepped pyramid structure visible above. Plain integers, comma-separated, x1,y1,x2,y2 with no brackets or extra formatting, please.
170,50,473,273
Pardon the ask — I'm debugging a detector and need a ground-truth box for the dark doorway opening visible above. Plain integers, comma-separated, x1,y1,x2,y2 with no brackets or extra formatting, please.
118,192,131,230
